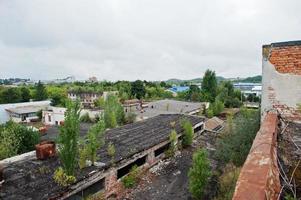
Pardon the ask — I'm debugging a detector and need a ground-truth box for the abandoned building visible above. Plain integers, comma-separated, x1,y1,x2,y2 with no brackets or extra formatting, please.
233,41,301,199
204,116,224,132
0,114,205,200
68,90,102,108
0,100,51,124
132,99,208,120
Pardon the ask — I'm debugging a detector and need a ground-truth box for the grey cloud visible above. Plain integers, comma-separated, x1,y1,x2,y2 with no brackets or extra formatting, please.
0,0,301,81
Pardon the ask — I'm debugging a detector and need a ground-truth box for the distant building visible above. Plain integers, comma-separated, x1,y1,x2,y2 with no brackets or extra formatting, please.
43,106,103,126
0,101,51,124
130,99,209,120
204,117,224,132
68,91,103,108
233,82,262,97
88,76,98,82
166,86,190,97
43,106,66,126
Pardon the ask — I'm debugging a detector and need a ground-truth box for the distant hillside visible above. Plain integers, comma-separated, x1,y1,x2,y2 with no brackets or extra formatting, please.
233,75,262,83
165,76,226,85
165,75,261,85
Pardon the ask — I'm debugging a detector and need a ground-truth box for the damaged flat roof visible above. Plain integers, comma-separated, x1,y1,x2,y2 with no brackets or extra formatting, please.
0,114,204,200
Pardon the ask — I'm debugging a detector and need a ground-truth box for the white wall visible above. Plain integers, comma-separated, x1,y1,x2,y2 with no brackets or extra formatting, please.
0,100,51,124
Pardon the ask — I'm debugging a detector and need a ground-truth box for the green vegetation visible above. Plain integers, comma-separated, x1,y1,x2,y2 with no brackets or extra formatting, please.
53,167,76,187
188,149,211,199
104,94,125,128
107,142,116,158
234,75,262,83
215,108,260,166
80,112,93,123
57,100,81,176
125,112,136,124
214,164,240,200
201,69,218,102
0,121,40,160
85,119,105,165
207,99,224,117
121,165,141,188
131,80,146,99
181,120,194,147
0,86,32,104
79,116,105,168
166,129,178,157
35,81,48,101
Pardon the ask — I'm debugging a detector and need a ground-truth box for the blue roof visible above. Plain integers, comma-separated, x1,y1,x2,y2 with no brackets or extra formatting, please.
168,86,190,93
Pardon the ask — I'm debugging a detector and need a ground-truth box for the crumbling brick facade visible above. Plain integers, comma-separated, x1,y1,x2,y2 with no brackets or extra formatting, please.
269,45,301,75
261,41,301,121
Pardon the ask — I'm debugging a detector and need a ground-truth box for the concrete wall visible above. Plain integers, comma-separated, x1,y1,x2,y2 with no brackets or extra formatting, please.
0,100,51,124
261,41,301,120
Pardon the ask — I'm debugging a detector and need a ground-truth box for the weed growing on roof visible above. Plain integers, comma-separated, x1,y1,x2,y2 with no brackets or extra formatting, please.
188,149,211,199
53,167,76,187
166,129,178,157
57,100,81,176
181,119,194,147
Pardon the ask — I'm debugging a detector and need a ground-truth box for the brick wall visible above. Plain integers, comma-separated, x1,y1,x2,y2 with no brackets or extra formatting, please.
232,112,280,200
269,45,301,75
261,41,301,120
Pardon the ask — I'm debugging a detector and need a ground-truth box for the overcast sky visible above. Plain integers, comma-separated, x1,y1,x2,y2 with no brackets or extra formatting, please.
0,0,300,81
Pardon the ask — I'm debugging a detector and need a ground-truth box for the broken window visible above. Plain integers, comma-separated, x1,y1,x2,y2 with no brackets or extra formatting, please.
154,143,170,157
117,155,146,179
66,178,105,200
194,124,203,133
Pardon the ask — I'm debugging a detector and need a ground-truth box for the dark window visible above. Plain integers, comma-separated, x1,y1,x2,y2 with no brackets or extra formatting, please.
117,156,146,179
66,178,105,200
194,124,203,133
154,143,170,157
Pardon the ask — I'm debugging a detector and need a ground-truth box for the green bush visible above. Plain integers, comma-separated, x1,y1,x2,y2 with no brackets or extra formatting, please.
53,167,76,187
121,165,141,188
167,129,177,157
80,112,93,123
214,164,240,200
181,120,194,147
189,149,211,199
82,118,106,166
104,94,124,128
215,109,260,166
0,121,40,159
206,109,214,118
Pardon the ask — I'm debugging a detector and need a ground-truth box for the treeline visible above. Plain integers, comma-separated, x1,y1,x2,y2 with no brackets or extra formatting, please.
0,81,48,104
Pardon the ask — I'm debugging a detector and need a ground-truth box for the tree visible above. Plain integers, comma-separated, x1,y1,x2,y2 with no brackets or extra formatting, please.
131,80,146,99
0,88,22,103
57,100,81,176
35,81,48,101
84,118,105,165
189,149,211,199
188,85,201,102
104,94,124,128
201,70,217,102
181,119,194,147
20,87,31,102
0,121,40,159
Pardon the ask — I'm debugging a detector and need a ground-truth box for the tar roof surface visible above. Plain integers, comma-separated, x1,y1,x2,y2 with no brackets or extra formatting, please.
134,99,205,119
0,114,204,200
